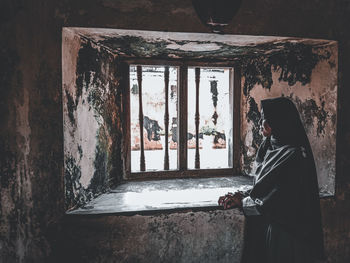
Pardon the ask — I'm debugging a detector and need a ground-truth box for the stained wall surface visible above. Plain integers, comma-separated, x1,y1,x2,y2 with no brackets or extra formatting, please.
62,30,127,210
241,43,338,195
62,209,245,263
1,0,350,262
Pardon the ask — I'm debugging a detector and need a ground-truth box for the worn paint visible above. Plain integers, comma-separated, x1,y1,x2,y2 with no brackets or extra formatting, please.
241,44,330,96
97,34,332,66
63,36,127,209
294,98,329,136
242,97,263,172
241,45,337,195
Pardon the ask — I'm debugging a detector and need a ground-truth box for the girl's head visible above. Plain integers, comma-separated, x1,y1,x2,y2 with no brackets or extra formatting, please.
260,97,306,146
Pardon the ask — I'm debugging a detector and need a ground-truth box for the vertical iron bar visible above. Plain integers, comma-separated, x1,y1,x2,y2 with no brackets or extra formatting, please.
164,66,170,170
179,66,188,171
195,68,200,169
137,65,146,171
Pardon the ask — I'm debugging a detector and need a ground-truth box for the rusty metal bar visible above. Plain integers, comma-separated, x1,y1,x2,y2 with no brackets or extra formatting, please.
195,67,200,169
137,66,146,171
164,66,170,170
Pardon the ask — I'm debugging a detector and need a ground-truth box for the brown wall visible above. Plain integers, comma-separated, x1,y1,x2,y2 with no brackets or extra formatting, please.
1,0,350,262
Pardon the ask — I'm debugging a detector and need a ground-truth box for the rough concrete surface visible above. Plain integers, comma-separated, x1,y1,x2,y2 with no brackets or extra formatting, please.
62,209,245,263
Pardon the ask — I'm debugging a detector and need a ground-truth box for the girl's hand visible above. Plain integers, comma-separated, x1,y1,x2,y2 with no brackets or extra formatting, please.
218,191,244,209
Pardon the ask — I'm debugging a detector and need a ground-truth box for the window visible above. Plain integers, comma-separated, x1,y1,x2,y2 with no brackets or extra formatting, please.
125,62,241,180
63,28,337,210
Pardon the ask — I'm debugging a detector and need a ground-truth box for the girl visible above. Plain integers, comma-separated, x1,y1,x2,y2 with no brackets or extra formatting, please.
219,97,324,263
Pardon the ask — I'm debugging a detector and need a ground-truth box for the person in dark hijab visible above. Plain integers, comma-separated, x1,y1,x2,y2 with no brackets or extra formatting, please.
218,97,324,263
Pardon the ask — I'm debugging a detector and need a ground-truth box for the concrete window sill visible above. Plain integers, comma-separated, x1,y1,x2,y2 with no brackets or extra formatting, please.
67,176,253,216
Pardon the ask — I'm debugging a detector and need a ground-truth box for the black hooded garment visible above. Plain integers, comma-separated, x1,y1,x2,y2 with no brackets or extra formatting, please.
241,97,324,263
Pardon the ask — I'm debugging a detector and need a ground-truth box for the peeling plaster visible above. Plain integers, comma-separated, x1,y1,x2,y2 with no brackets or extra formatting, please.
241,45,337,195
63,36,125,209
241,44,330,96
76,84,101,188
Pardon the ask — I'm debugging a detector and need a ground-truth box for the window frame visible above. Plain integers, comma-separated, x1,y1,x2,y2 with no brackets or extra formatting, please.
123,58,242,180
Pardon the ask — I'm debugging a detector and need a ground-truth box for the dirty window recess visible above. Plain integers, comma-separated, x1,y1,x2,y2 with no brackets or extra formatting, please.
62,28,337,211
127,63,240,180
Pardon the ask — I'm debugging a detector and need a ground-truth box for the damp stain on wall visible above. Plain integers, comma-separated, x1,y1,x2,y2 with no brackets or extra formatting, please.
294,97,329,136
241,43,330,96
242,97,263,172
240,44,337,195
64,39,126,209
239,45,336,177
64,135,111,209
83,31,332,65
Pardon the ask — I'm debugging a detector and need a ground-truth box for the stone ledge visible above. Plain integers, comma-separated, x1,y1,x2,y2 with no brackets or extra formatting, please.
67,176,253,215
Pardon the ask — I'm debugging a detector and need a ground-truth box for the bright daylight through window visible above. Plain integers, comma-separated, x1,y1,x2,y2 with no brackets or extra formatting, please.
129,65,233,174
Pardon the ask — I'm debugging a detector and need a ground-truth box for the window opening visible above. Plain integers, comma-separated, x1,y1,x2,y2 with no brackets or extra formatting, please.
130,65,179,172
187,67,233,169
129,64,234,176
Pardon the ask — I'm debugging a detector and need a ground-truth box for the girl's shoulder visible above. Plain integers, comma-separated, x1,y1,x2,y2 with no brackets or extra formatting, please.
271,145,304,163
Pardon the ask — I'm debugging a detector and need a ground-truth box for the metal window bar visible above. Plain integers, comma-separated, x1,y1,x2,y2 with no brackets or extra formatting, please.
178,66,188,171
164,66,170,170
137,65,146,171
195,67,200,169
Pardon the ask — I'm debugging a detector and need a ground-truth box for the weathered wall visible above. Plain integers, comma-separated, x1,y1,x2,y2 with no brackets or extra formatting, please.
64,28,336,206
0,1,64,261
241,43,338,195
62,30,127,210
60,209,245,263
1,0,350,262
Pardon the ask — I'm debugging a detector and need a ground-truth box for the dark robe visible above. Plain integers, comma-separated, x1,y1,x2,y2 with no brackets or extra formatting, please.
241,97,324,263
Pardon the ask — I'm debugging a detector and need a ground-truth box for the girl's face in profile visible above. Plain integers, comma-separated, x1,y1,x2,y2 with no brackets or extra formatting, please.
259,109,272,137
261,120,272,137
